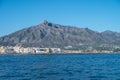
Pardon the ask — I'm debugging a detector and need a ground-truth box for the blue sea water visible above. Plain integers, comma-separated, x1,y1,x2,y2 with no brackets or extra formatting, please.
0,53,120,80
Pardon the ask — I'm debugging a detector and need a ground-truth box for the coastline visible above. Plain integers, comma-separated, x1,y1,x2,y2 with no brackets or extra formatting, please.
0,52,120,55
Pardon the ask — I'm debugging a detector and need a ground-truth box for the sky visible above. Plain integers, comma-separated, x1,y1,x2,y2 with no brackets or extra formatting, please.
0,0,120,37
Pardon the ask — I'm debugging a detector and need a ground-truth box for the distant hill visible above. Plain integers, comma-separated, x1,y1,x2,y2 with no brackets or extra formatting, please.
101,30,120,45
0,20,120,48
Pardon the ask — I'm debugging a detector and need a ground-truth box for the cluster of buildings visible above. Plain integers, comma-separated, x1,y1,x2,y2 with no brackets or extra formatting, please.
0,46,61,54
0,45,120,54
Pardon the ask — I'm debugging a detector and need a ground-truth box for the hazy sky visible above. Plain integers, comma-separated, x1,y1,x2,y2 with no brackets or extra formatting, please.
0,0,120,36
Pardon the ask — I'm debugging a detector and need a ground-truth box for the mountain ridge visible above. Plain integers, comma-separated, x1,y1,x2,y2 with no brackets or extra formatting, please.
0,20,120,48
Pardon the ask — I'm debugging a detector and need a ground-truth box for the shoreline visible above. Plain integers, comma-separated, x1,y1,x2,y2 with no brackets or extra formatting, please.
0,52,120,55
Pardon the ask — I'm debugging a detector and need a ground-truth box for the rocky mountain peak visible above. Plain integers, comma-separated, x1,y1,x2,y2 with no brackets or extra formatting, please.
42,20,49,25
40,20,54,27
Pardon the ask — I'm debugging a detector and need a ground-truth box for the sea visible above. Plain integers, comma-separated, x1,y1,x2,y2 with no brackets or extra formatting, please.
0,53,120,80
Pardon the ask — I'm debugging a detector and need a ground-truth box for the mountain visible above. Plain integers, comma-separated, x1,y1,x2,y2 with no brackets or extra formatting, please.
101,30,120,45
0,20,120,48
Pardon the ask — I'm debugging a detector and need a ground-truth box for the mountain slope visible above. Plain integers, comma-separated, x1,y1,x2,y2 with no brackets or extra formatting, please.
101,30,120,45
0,20,120,48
